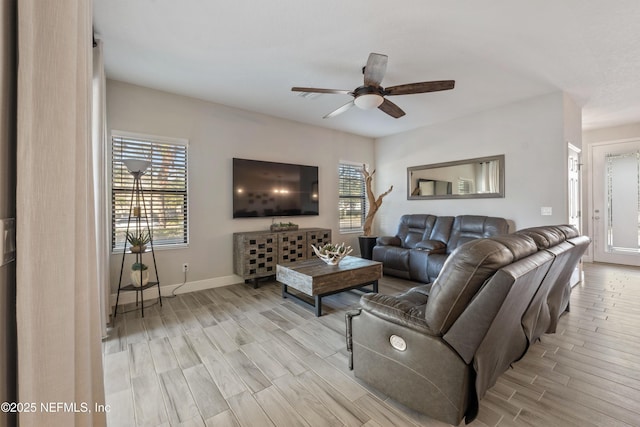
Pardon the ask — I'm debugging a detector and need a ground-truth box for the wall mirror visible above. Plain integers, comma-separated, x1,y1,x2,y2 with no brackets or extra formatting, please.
407,154,505,200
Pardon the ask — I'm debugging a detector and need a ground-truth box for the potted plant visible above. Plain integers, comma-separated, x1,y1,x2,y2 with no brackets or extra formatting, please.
130,262,149,287
126,230,151,253
359,164,393,259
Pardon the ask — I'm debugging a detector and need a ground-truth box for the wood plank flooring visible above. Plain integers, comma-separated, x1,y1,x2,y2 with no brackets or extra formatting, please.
103,262,640,426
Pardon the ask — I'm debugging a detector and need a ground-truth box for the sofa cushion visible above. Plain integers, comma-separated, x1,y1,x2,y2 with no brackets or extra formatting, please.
447,215,510,253
414,240,447,252
425,234,537,335
371,245,411,279
425,253,448,283
376,235,401,246
555,224,580,239
397,214,437,248
429,216,454,243
515,226,566,249
360,285,434,334
409,249,431,283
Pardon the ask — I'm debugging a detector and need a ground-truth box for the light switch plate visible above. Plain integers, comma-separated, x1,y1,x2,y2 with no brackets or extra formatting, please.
0,218,16,266
541,207,553,216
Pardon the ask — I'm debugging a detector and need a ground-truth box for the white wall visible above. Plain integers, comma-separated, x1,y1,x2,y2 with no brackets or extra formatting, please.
106,82,584,298
563,93,583,150
373,92,579,235
107,80,374,296
584,122,640,144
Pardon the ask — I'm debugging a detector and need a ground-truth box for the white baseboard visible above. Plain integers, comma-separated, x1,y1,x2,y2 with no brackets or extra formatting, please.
110,274,245,307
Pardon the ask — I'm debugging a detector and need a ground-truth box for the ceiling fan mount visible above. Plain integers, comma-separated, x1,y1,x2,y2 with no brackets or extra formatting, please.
292,53,455,119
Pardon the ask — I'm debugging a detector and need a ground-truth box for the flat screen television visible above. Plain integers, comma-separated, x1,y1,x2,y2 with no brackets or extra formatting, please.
233,158,319,218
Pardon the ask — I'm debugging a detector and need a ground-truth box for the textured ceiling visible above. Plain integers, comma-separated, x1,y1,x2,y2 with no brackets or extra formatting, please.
93,0,640,138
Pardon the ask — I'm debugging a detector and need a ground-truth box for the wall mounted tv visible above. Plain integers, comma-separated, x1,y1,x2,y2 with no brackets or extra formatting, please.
233,158,319,218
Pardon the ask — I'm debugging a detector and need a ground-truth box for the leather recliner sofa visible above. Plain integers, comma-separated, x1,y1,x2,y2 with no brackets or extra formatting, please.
372,214,510,283
346,225,590,425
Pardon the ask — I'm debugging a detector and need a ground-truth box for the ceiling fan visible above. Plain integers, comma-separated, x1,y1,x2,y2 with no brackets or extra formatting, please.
292,52,455,119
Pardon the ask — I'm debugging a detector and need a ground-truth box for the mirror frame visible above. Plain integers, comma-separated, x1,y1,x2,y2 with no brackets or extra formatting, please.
407,154,505,200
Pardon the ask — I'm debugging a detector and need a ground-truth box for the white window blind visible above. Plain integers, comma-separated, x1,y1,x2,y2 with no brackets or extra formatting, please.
339,163,366,232
111,134,188,250
458,178,473,195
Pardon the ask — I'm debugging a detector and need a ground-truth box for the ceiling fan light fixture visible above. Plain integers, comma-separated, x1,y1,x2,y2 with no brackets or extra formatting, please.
354,93,384,110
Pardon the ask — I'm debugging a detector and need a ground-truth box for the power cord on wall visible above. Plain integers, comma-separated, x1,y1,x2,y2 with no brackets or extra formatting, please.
114,271,187,314
165,270,187,298
117,271,187,315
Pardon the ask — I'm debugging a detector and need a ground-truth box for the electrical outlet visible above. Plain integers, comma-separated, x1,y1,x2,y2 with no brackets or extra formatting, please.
182,263,189,272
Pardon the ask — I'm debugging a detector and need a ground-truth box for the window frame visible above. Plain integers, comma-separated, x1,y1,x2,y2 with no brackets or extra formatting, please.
110,130,189,252
338,161,367,234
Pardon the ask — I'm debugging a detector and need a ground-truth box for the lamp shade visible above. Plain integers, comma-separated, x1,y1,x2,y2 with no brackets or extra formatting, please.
354,93,384,110
122,159,151,174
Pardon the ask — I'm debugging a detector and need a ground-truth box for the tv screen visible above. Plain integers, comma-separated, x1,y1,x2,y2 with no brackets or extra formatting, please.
233,158,319,218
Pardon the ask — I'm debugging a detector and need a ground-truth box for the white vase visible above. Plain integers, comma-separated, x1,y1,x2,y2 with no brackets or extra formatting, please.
131,269,149,287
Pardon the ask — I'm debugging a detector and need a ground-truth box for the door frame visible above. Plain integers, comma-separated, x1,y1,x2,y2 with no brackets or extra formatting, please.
567,142,583,287
567,142,582,233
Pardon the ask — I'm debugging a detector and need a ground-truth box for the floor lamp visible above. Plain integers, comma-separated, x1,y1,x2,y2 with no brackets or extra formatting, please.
114,159,162,318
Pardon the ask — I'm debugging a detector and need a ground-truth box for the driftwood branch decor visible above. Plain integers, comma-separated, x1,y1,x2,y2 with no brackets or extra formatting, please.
362,164,393,236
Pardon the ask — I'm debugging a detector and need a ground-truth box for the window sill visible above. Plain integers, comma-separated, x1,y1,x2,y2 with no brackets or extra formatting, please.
339,230,364,235
111,243,189,255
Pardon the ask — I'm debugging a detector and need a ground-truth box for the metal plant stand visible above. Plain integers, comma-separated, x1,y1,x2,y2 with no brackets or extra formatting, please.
114,160,161,318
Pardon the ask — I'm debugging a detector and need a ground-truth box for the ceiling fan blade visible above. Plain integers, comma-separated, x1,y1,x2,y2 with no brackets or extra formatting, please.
291,87,352,95
323,100,355,119
378,98,405,118
385,80,455,96
363,53,388,87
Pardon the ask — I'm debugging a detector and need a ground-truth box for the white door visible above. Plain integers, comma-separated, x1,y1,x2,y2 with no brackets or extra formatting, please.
591,140,640,266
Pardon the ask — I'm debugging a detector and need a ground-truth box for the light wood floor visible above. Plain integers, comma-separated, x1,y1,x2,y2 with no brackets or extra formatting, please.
103,262,640,426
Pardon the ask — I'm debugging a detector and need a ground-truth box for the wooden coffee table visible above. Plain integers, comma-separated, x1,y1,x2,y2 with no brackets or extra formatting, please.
276,256,382,316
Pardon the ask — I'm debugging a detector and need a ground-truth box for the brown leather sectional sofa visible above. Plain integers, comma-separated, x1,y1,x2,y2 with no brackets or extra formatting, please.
347,225,590,425
372,214,510,283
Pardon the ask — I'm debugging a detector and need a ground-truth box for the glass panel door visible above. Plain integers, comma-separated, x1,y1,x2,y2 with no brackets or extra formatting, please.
592,140,640,266
606,152,639,254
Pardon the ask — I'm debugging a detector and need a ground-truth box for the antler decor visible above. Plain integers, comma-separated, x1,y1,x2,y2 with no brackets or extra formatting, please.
362,164,393,236
311,242,353,265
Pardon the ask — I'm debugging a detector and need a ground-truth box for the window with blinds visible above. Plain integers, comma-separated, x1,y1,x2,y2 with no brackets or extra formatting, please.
458,178,473,195
339,163,366,232
111,133,188,250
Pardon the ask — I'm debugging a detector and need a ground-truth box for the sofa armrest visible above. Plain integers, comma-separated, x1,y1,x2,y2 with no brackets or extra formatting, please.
376,235,402,246
360,290,437,335
415,239,447,253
